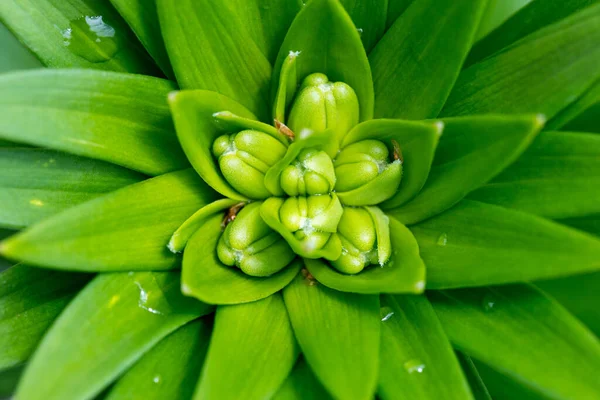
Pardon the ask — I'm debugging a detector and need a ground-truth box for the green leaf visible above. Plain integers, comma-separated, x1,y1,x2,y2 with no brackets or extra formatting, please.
385,0,413,29
16,271,212,400
442,4,600,120
467,0,598,67
473,359,545,400
273,358,332,400
157,0,272,120
273,0,374,122
456,353,492,400
0,23,42,73
0,69,188,176
548,78,600,132
390,115,543,225
474,0,532,42
378,294,473,400
558,213,600,237
0,365,23,398
0,0,158,75
411,200,600,289
340,0,387,52
283,271,380,400
108,0,174,78
429,285,600,400
182,213,301,305
0,264,90,369
106,319,211,400
168,90,259,201
369,0,487,119
195,294,298,400
306,216,425,294
0,229,14,272
1,169,217,272
0,148,144,229
469,131,600,219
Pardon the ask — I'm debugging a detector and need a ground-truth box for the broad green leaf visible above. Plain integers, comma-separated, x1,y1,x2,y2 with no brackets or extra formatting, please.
0,23,42,73
442,5,600,120
385,0,414,29
0,365,23,398
429,285,600,400
0,148,144,229
106,319,211,400
548,78,600,132
195,294,298,400
0,0,158,75
283,271,380,400
1,169,217,272
168,90,257,201
16,271,213,400
562,103,600,133
468,0,598,67
229,0,302,63
474,0,532,41
378,294,473,400
390,115,543,225
273,0,374,121
157,0,272,120
340,0,387,52
370,0,486,119
108,0,174,78
473,360,544,400
182,214,301,305
0,264,90,369
306,217,425,294
411,200,600,289
456,353,492,400
469,131,600,219
273,358,332,400
559,213,600,237
0,69,188,176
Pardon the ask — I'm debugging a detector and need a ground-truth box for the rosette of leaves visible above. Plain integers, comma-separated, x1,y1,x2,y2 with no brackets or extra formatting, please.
1,0,600,400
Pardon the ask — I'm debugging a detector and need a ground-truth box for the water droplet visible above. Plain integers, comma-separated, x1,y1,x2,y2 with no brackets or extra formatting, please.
380,306,394,322
135,281,164,315
481,293,497,312
62,16,120,63
356,28,364,37
436,233,448,246
153,375,162,384
404,359,426,374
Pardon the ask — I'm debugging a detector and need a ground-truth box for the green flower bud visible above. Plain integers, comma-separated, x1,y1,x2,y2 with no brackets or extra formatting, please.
287,73,359,144
334,140,403,205
217,202,295,277
212,129,287,199
280,149,336,196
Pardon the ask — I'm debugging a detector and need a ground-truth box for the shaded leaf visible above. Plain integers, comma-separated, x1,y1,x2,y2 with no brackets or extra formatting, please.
340,0,387,52
1,169,217,272
273,358,332,400
182,214,301,305
411,200,600,289
385,0,414,29
0,0,157,74
473,360,544,400
106,319,212,400
0,23,42,73
548,78,600,132
0,69,188,176
16,271,213,400
0,264,90,369
0,229,16,272
0,148,144,229
0,365,24,398
195,294,298,400
442,4,600,120
429,285,600,400
469,131,600,219
370,0,486,119
558,213,600,237
456,352,492,400
378,294,473,400
474,0,533,42
157,0,272,119
390,115,543,225
283,271,380,400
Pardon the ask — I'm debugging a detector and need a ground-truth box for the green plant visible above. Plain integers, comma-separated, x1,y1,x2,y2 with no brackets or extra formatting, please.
1,0,600,399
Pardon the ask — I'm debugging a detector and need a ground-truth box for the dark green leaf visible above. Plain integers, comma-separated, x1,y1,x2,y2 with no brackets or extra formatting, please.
473,360,545,400
548,78,600,132
273,0,374,121
106,319,212,400
469,131,600,219
475,0,537,42
385,0,414,29
1,170,217,272
0,229,16,272
283,271,380,400
411,200,600,289
0,23,42,73
442,4,600,120
0,264,90,369
0,0,158,74
0,69,188,176
0,365,24,398
389,115,543,225
378,294,473,400
340,0,387,52
558,213,600,236
0,148,144,229
273,358,332,400
456,353,492,400
429,285,600,400
182,213,301,305
370,0,486,119
16,271,212,400
195,294,298,400
157,0,272,119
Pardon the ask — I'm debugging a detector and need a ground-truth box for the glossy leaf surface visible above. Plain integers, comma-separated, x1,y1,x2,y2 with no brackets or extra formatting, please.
16,271,213,400
1,170,217,272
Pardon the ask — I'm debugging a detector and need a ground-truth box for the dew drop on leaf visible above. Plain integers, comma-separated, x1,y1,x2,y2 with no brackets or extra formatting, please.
481,292,497,312
152,375,162,384
403,359,426,374
436,232,448,246
380,306,395,321
62,16,120,63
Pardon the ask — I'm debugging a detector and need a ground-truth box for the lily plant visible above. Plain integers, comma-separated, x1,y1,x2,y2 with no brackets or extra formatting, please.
1,0,600,399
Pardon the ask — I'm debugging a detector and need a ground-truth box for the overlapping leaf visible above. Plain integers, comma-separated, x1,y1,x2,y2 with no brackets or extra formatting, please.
548,78,600,132
274,358,332,400
0,23,42,73
340,0,387,52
